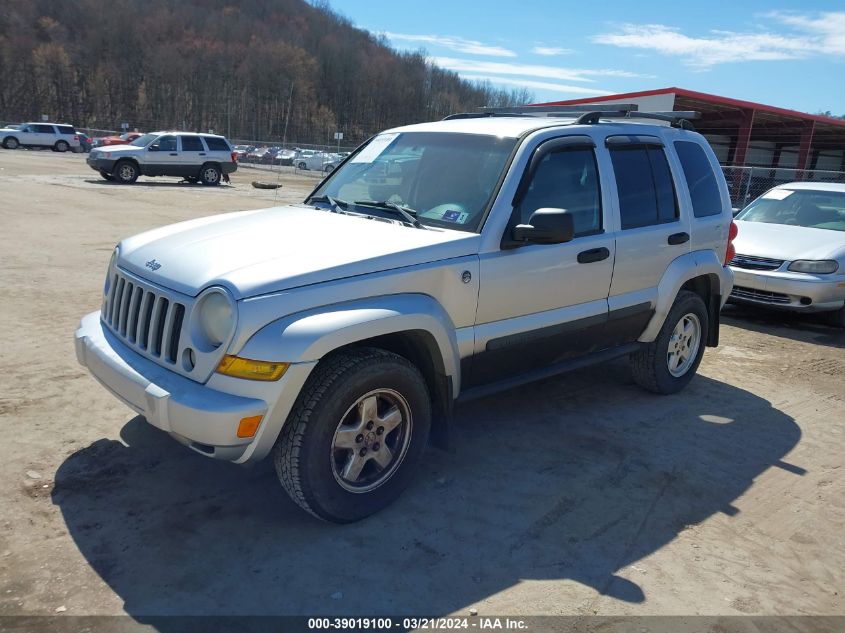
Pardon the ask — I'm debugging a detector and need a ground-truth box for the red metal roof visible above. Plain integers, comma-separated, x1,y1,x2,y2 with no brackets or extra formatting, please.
535,87,845,129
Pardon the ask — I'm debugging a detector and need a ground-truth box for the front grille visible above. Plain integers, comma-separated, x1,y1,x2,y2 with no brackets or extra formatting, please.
730,286,791,304
103,271,187,364
730,254,784,271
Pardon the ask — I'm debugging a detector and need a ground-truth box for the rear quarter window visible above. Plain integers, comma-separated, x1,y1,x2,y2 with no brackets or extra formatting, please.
56,125,76,135
202,136,230,152
674,141,723,218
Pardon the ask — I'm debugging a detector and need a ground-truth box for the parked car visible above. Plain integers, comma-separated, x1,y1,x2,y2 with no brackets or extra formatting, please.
75,109,735,522
729,182,845,326
1,122,81,152
232,145,255,160
243,147,267,163
275,148,296,166
297,151,340,173
86,131,237,185
93,132,145,148
74,133,93,153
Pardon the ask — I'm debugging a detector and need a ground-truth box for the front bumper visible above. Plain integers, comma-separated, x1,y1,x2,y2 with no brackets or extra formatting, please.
728,267,845,312
74,311,314,463
87,155,117,173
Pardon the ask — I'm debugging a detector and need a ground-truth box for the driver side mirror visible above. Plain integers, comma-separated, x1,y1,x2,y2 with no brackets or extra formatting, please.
148,144,159,152
512,208,575,245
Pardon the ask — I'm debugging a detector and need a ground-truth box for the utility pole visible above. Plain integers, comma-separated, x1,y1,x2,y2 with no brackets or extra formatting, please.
282,81,294,148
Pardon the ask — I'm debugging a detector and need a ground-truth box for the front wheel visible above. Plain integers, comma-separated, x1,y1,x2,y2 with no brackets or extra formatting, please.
2,137,19,149
114,160,139,184
297,161,307,170
630,290,708,394
827,306,845,328
274,348,431,523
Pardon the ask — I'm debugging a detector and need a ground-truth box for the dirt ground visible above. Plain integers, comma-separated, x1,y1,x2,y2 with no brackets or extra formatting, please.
0,150,843,624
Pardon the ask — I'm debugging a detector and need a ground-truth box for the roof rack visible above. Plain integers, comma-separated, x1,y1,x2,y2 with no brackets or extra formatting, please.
442,105,701,130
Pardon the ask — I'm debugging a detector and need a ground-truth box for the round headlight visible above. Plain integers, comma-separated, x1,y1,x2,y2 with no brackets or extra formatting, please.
198,292,235,347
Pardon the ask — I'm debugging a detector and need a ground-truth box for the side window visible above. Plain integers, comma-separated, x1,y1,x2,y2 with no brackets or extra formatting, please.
56,125,75,135
674,141,723,218
519,147,602,237
609,144,678,229
202,136,230,152
157,135,177,152
180,136,204,152
35,124,55,133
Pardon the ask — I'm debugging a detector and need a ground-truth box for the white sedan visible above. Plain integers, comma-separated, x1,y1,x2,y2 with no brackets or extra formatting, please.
729,182,845,326
296,151,340,173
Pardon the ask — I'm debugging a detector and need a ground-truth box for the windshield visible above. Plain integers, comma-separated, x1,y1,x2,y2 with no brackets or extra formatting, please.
737,189,845,232
309,132,517,232
129,133,157,147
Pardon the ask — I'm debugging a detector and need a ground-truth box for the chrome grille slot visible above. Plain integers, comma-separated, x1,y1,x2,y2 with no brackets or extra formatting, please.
730,254,784,271
103,270,187,365
730,286,791,304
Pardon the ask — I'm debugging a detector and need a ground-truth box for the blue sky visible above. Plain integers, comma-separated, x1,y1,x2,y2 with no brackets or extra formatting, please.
327,1,845,115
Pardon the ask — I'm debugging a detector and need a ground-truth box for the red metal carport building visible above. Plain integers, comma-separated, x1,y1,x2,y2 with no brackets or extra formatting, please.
536,87,845,173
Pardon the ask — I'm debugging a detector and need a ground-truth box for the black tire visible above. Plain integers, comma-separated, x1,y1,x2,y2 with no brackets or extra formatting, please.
114,160,139,184
199,163,221,186
630,290,708,395
324,164,335,173
99,170,114,181
297,161,307,170
274,347,431,523
3,136,19,150
55,140,69,152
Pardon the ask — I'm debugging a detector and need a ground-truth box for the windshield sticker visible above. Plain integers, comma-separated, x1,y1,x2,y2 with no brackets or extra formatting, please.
441,209,470,224
351,133,399,163
762,189,793,200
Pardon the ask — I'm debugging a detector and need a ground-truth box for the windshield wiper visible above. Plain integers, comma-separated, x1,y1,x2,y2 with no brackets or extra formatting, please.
353,200,427,229
307,194,350,213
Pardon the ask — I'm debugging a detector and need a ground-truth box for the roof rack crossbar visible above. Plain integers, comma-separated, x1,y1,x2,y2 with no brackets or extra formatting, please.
476,104,640,115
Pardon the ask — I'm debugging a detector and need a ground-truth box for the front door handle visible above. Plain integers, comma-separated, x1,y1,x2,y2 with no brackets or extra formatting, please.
577,247,610,264
169,152,178,156
668,232,690,245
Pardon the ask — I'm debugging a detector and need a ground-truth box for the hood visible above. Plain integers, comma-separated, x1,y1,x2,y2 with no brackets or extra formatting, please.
117,205,480,299
733,220,845,262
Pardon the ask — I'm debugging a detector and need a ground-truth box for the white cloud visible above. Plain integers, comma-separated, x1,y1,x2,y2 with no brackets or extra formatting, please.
461,74,611,96
531,46,574,56
383,32,516,57
430,56,651,83
593,11,845,69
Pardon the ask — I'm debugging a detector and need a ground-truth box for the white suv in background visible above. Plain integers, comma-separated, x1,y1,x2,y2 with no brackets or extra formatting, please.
86,131,237,185
0,122,81,152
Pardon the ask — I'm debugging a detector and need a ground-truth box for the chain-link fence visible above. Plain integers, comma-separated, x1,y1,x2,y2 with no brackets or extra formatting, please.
722,166,845,209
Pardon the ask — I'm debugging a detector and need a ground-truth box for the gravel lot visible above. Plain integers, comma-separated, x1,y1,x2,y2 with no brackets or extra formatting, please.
0,150,843,622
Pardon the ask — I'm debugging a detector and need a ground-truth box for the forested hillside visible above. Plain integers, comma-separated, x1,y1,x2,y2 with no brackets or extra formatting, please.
0,0,531,144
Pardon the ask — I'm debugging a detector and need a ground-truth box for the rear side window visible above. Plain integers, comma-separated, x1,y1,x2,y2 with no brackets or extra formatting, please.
180,136,204,152
35,124,55,133
56,125,75,135
609,144,678,229
202,136,230,151
674,141,722,218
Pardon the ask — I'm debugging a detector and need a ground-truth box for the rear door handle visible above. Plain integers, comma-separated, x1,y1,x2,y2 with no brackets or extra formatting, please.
199,152,206,156
668,232,690,245
169,152,178,156
577,247,610,264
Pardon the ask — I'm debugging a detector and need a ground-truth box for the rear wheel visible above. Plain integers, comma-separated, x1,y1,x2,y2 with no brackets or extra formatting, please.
630,290,708,394
199,163,221,186
274,348,431,523
55,140,69,152
2,137,19,149
297,161,307,170
114,160,139,184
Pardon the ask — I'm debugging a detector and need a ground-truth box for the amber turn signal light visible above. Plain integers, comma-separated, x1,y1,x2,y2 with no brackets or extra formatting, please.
237,415,263,438
217,355,289,381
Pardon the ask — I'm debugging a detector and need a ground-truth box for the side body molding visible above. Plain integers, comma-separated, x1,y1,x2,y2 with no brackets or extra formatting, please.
638,250,734,343
236,293,462,395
